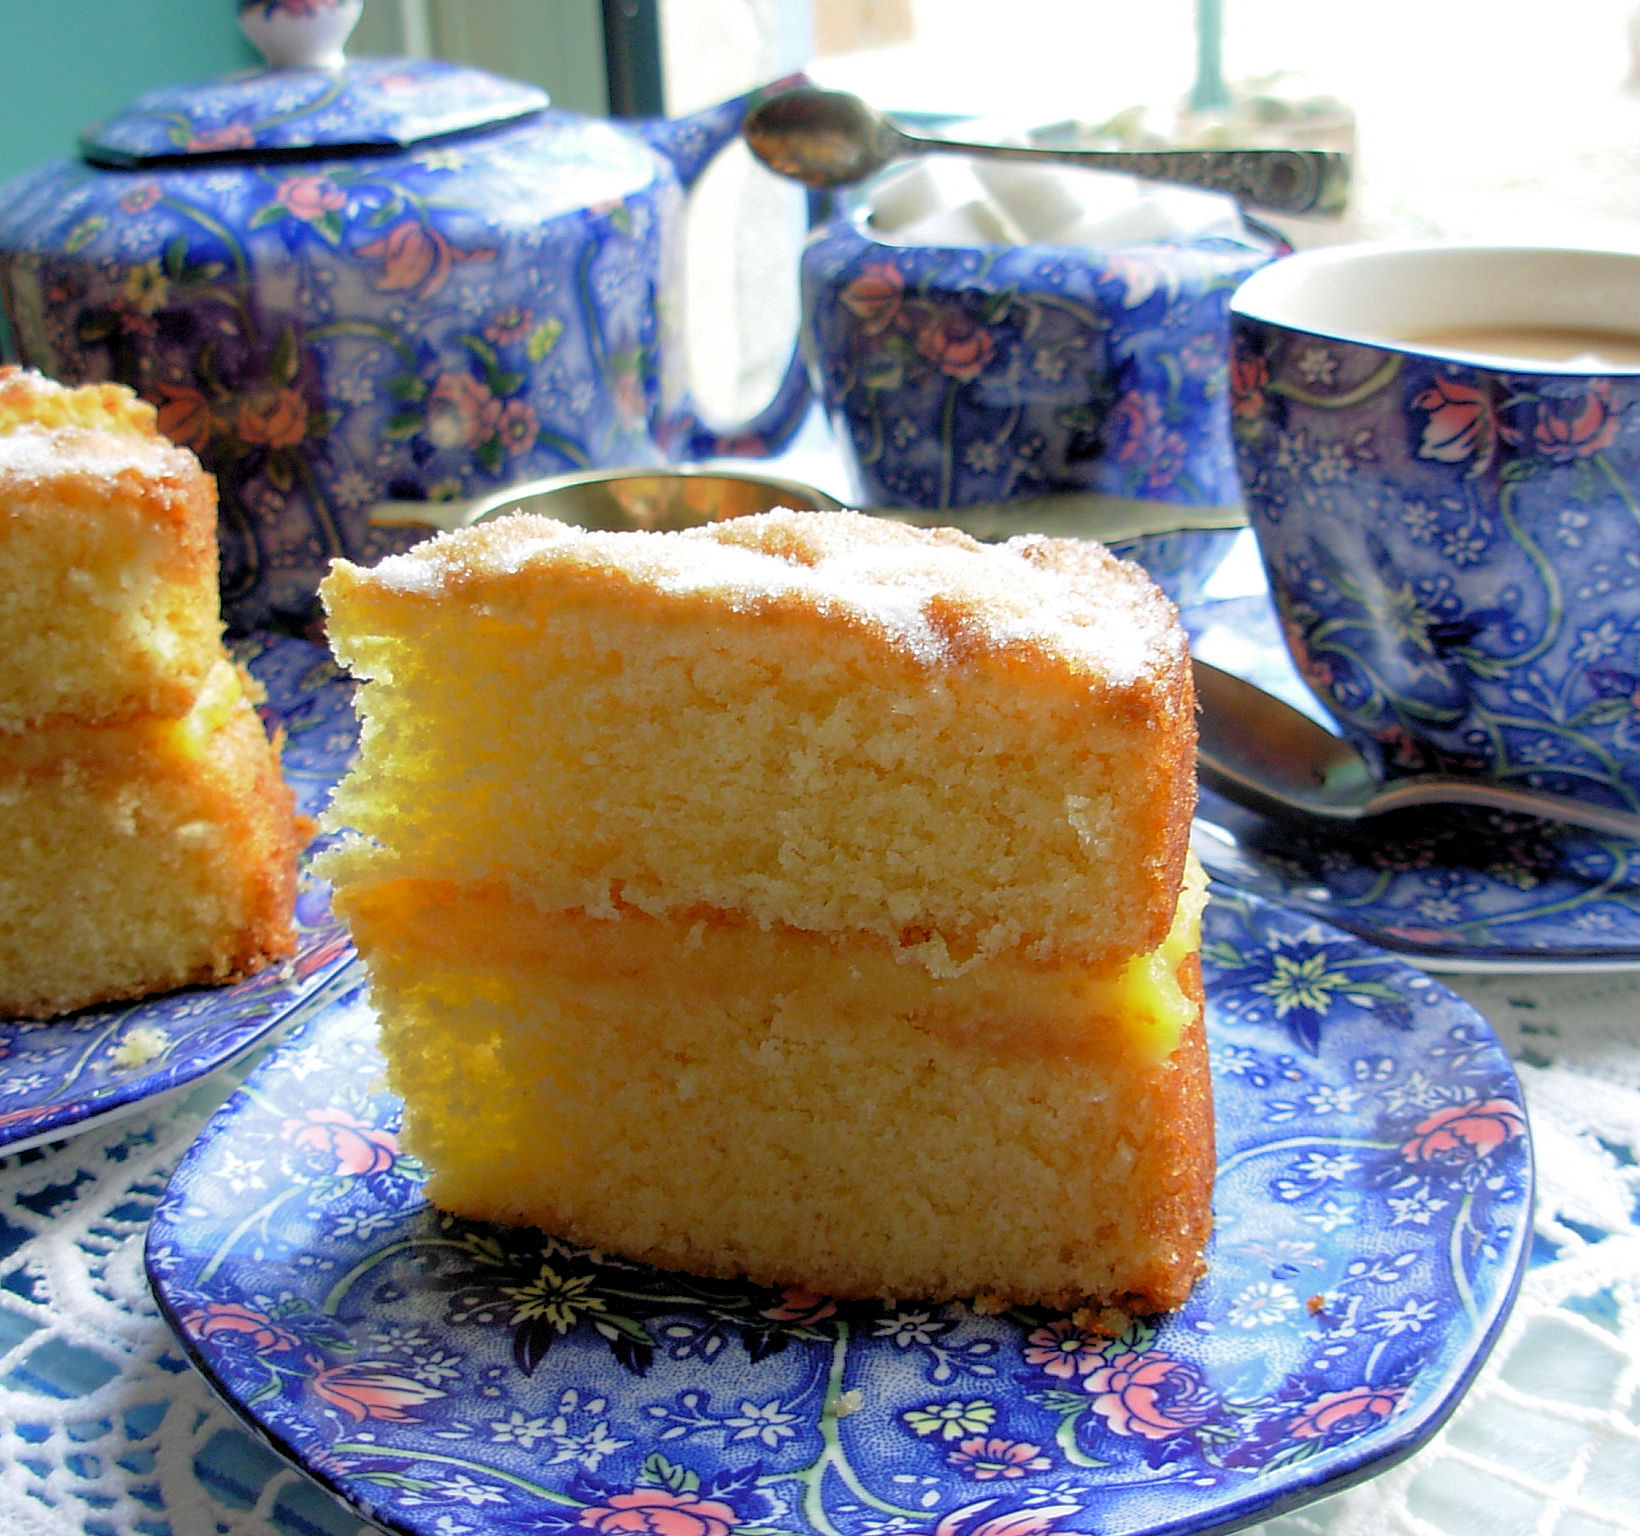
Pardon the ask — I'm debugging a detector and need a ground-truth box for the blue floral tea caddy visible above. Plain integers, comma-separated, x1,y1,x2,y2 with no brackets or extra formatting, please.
0,0,810,625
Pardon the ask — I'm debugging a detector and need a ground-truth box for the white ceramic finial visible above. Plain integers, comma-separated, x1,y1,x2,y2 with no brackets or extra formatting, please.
237,0,364,70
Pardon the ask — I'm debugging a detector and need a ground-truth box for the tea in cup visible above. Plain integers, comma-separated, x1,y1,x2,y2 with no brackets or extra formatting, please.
1229,241,1640,816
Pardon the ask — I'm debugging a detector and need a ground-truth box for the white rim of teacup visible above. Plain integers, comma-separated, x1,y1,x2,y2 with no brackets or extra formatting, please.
1230,241,1640,374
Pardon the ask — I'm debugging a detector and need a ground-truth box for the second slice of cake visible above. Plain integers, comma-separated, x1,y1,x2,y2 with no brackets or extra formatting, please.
319,509,1211,1314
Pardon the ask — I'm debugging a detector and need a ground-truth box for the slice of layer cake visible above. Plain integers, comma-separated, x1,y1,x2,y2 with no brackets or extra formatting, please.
0,369,302,1020
319,509,1211,1313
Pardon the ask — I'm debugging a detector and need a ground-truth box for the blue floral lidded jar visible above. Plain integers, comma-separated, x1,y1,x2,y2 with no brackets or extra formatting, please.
800,171,1285,515
0,0,809,626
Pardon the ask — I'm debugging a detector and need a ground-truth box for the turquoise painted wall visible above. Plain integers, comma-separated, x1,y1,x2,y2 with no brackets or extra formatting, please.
0,2,257,186
0,1,611,189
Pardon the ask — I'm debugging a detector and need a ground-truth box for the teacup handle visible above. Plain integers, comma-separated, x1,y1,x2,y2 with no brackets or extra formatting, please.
636,76,815,461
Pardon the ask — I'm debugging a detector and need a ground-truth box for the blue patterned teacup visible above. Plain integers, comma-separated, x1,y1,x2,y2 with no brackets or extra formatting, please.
1230,241,1640,815
799,161,1283,515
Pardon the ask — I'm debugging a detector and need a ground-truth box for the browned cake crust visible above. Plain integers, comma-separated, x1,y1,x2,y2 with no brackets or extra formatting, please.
0,424,223,730
0,676,302,1019
1117,948,1214,1314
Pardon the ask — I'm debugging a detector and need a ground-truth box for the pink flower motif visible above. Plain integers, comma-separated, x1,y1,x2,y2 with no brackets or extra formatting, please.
1386,924,1463,946
1400,1097,1526,1168
760,1288,838,1325
1281,618,1335,695
915,307,995,381
1529,382,1620,461
375,71,430,94
1083,1349,1215,1440
356,220,495,298
1109,390,1163,466
1413,376,1493,466
119,182,162,214
276,174,346,223
1022,1319,1106,1380
1231,351,1269,422
282,1106,400,1175
1143,428,1189,492
577,1489,741,1536
236,387,309,449
427,370,501,450
485,306,534,345
1286,1382,1403,1439
155,383,214,452
1368,720,1433,773
497,397,539,457
841,261,906,334
947,1437,1052,1480
179,1301,299,1353
186,124,256,153
308,1358,444,1422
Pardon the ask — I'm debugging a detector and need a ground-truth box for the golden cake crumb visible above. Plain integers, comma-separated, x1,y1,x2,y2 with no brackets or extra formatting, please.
320,508,1212,1314
0,369,302,1020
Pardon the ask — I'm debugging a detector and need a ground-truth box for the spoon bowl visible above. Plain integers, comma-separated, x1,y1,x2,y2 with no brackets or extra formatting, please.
743,85,1350,217
1193,656,1640,842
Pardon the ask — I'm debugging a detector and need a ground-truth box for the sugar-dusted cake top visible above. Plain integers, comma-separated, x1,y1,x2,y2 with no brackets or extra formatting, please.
0,365,158,438
342,508,1183,683
0,422,210,504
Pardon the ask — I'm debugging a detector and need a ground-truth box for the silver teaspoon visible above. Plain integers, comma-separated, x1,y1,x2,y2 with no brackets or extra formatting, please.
1192,656,1640,842
742,85,1350,217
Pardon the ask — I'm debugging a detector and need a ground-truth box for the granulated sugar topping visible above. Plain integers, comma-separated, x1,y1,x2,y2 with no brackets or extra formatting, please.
349,508,1181,679
0,424,197,491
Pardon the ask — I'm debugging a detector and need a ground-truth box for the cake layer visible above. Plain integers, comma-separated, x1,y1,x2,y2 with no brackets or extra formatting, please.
0,662,302,1018
333,866,1213,1313
0,424,222,731
321,511,1195,972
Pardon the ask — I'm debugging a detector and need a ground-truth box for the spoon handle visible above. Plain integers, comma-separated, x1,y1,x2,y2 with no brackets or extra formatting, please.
915,134,1350,217
1365,777,1640,843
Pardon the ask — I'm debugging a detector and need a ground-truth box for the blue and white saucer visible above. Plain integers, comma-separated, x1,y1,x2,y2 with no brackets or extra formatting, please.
1117,528,1640,973
0,635,358,1156
144,889,1529,1536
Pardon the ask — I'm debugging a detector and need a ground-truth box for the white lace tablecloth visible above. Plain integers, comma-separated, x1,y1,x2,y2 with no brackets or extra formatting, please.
0,957,1635,1536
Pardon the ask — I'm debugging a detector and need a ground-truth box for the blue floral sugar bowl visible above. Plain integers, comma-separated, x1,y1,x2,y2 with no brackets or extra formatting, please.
0,0,810,625
799,156,1285,514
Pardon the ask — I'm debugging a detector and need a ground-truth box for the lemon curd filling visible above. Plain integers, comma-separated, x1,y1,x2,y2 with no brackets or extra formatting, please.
1107,851,1209,1064
156,659,247,763
0,659,246,779
332,853,1209,1079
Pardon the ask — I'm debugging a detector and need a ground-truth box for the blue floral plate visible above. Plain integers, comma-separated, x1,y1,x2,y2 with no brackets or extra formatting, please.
1116,527,1640,973
0,634,357,1156
145,889,1530,1536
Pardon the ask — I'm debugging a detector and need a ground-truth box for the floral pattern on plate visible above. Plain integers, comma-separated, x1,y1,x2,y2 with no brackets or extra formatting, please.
0,633,357,1155
1118,528,1640,971
144,890,1529,1536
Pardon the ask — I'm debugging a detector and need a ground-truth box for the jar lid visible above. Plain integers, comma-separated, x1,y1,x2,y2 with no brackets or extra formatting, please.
79,2,547,168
